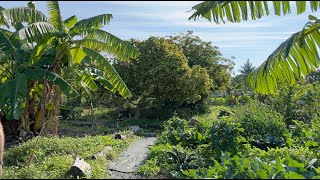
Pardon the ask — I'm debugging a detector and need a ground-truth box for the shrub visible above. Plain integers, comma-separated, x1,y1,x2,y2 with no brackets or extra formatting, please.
158,116,209,148
286,118,320,150
234,103,288,149
181,144,320,179
207,117,246,159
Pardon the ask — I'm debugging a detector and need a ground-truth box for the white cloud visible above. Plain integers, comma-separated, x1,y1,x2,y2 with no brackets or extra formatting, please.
113,7,277,29
104,1,199,9
194,32,295,43
182,21,274,28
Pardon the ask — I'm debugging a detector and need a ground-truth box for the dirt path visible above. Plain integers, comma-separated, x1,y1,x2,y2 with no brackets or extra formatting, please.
108,137,156,179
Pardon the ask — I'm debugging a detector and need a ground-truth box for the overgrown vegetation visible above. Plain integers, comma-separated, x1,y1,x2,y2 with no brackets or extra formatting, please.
1,133,137,179
2,1,320,179
138,101,320,179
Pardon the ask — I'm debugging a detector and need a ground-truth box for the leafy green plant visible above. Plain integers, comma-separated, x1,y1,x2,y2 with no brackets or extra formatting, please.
158,116,189,145
136,158,161,178
234,103,287,149
166,146,198,171
181,151,320,179
286,119,320,150
0,1,140,137
263,82,320,124
208,117,246,158
159,116,209,148
137,143,174,178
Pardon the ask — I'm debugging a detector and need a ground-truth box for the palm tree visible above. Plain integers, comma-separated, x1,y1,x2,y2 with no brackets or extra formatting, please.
239,59,255,77
237,59,255,90
188,1,320,94
0,1,140,136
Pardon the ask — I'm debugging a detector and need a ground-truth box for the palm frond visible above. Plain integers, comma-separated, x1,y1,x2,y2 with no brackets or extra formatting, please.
0,6,9,28
46,1,64,31
74,39,134,61
85,66,114,90
63,15,78,29
77,29,140,60
189,1,320,23
70,47,86,64
11,22,57,43
31,36,56,62
2,7,49,24
23,66,78,97
247,16,320,94
68,14,112,35
81,47,131,98
78,70,98,91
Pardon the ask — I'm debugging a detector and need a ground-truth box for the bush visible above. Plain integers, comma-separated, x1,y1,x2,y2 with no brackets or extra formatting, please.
181,150,320,179
286,118,320,149
158,116,209,148
233,103,288,149
264,81,320,124
207,117,246,159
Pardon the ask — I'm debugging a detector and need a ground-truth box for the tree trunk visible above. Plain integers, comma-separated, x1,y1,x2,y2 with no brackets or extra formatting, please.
22,89,30,134
40,81,49,135
44,84,61,136
43,46,63,136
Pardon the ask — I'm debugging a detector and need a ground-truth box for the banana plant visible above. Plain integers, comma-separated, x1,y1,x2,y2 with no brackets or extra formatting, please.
189,1,320,94
167,146,198,171
0,1,140,136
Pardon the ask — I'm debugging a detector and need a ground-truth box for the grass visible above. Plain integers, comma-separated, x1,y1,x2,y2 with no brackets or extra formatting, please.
1,103,238,179
1,106,166,179
1,133,137,179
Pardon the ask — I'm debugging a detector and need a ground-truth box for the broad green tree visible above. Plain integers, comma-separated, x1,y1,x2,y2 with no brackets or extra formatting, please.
114,37,212,119
0,1,139,137
167,31,234,91
189,1,320,94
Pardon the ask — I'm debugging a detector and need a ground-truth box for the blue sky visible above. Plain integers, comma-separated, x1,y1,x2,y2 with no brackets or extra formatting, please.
2,1,320,75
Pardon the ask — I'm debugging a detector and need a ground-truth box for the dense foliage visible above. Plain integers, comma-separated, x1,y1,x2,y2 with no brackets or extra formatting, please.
86,33,233,121
105,37,216,120
168,31,234,92
0,1,139,139
138,103,320,179
3,1,320,179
